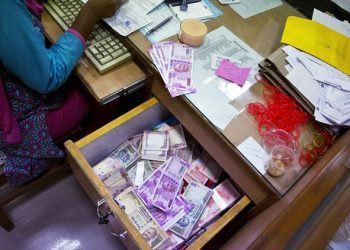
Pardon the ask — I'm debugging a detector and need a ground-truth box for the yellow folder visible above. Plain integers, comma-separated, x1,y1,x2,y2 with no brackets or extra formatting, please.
281,16,350,75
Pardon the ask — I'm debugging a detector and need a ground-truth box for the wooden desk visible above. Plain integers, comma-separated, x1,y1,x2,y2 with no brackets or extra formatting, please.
125,1,350,249
45,1,350,248
41,11,148,104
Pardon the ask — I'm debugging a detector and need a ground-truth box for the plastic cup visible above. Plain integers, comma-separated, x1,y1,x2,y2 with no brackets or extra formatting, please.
265,144,297,177
263,128,298,153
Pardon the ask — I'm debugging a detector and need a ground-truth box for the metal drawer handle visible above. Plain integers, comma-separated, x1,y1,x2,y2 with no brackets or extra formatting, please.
96,199,128,240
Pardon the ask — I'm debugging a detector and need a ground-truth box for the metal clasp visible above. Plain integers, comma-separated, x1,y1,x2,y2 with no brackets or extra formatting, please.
96,199,128,241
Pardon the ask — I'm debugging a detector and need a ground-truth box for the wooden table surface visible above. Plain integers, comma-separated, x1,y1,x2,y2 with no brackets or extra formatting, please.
43,1,350,248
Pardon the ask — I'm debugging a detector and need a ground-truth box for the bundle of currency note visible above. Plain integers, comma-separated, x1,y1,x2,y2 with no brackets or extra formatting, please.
92,118,243,246
115,187,168,249
170,181,213,239
110,140,141,168
152,156,189,211
141,130,169,161
149,41,196,97
93,157,133,197
155,231,184,250
149,195,194,231
136,157,195,233
193,179,241,231
189,151,223,183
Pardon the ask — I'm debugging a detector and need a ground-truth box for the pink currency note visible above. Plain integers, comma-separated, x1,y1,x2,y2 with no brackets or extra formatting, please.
196,151,223,183
187,160,208,185
149,195,194,231
215,60,251,86
193,196,220,231
194,179,240,230
168,60,194,89
137,162,167,208
171,43,193,62
152,156,189,212
212,179,241,211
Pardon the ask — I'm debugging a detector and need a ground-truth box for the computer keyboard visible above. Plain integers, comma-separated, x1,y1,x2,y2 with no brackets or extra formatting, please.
43,0,132,74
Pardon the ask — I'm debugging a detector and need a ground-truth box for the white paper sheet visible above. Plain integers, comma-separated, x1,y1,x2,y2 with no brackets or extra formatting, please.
229,0,282,19
237,137,269,175
139,3,180,43
130,0,164,14
185,26,263,131
169,1,214,21
331,0,350,12
104,1,152,36
286,63,320,106
312,8,350,36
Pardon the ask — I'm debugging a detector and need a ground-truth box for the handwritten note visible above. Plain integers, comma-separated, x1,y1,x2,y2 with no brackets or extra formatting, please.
281,16,350,75
237,137,269,175
215,60,251,86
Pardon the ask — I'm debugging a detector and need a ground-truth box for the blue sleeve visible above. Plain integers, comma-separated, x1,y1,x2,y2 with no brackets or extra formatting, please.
0,0,84,94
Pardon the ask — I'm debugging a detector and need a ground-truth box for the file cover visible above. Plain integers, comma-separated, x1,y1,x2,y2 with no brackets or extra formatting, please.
258,46,315,116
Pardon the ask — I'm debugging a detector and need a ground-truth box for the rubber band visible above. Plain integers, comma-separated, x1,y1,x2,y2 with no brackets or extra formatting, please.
247,75,334,168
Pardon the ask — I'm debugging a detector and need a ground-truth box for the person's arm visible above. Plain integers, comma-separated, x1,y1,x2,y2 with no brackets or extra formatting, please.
71,0,118,40
0,0,118,94
0,0,85,94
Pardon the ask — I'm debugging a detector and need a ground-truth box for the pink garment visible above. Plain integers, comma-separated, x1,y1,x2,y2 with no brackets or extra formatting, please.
45,88,91,140
0,0,43,144
25,0,43,18
67,28,87,49
0,80,22,143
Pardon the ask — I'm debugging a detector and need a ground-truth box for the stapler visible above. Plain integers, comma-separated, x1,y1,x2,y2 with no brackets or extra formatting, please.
165,0,202,7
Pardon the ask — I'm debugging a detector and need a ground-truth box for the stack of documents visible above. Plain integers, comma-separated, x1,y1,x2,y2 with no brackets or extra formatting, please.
259,10,350,126
149,41,196,97
282,45,350,126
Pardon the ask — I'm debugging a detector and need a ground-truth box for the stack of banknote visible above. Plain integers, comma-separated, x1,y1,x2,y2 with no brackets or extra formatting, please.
149,41,196,97
93,119,241,249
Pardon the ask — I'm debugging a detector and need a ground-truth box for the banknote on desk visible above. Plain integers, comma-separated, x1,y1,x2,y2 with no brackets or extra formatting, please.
115,187,168,248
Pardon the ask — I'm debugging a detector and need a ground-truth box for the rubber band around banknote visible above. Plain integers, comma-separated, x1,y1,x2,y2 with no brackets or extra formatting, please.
179,19,207,47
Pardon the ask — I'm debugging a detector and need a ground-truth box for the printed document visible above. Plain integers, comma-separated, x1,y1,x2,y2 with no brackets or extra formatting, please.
185,26,263,131
169,1,214,21
229,0,282,19
104,1,152,36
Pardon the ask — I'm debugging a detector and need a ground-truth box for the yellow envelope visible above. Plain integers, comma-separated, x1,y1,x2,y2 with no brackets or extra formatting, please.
281,16,350,75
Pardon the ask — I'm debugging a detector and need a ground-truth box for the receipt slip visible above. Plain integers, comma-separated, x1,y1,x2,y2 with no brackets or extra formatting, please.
281,16,350,75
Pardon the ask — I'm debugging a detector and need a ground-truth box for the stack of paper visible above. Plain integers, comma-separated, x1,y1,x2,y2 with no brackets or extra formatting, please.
149,41,196,97
280,10,350,126
283,45,350,126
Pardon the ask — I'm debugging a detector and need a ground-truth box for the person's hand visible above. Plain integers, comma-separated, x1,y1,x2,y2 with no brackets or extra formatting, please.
71,0,123,39
85,0,120,21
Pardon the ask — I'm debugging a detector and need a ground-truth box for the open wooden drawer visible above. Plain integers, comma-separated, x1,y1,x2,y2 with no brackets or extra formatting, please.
64,97,251,249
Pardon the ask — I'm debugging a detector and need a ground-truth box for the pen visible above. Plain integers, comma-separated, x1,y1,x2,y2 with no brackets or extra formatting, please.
145,16,173,36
